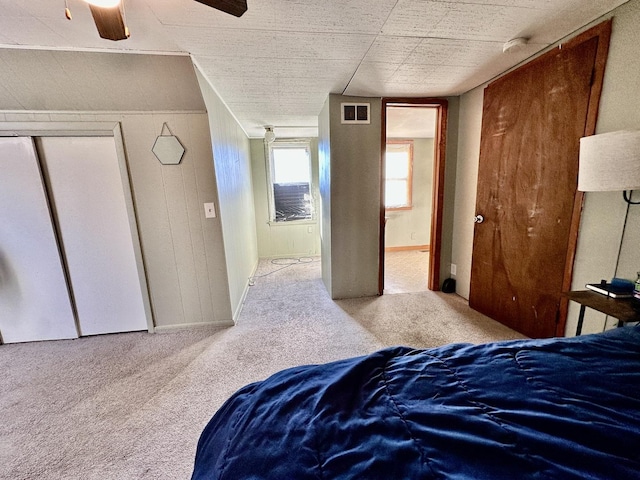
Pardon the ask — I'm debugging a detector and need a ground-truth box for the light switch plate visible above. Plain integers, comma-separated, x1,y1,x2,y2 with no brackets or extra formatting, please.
204,202,216,218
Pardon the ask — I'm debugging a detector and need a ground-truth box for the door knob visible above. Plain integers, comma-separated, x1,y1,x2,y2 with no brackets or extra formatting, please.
474,214,484,224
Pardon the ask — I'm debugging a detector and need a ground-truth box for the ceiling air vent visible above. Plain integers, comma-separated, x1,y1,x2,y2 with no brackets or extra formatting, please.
341,103,370,124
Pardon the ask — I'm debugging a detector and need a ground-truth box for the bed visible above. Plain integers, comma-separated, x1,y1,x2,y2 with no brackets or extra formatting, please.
192,326,640,479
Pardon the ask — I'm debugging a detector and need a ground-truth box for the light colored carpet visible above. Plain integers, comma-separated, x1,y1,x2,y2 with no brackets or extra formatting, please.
0,257,525,480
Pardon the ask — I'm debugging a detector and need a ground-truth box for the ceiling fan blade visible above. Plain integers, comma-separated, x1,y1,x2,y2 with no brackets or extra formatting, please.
89,5,128,41
194,0,248,17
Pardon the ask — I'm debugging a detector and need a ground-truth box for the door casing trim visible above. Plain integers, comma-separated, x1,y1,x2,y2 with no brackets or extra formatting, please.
380,98,449,294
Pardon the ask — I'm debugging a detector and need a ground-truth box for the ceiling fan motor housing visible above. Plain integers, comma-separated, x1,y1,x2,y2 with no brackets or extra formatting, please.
194,0,248,17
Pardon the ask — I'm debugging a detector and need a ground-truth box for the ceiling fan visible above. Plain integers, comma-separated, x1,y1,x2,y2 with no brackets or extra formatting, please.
68,0,248,41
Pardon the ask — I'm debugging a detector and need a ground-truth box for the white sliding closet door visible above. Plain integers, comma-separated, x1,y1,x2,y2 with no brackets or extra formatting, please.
0,137,78,343
37,136,148,336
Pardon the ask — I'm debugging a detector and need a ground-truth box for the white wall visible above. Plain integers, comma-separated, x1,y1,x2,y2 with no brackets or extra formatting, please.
385,138,433,249
119,113,234,329
570,0,640,334
323,94,382,299
451,0,640,335
195,67,258,321
319,99,332,296
0,49,205,112
249,138,321,258
439,98,460,288
451,88,484,300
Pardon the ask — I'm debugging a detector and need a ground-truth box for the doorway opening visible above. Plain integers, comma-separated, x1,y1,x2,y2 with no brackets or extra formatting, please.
379,99,448,295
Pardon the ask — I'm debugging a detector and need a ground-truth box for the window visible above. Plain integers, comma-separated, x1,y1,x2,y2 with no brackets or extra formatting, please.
385,141,413,209
268,141,313,222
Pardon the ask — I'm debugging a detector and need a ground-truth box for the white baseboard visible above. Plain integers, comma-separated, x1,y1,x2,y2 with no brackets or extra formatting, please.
153,321,233,333
233,258,260,322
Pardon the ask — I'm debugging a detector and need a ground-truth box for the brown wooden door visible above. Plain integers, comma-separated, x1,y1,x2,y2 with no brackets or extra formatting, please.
469,24,610,338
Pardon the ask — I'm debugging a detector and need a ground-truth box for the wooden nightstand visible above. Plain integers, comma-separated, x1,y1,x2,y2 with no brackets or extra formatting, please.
565,290,640,335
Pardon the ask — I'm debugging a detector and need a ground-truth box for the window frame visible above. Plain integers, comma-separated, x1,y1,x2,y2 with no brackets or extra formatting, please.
266,139,314,224
384,140,414,211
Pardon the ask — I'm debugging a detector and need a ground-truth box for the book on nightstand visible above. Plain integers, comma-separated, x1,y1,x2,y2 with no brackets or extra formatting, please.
585,282,634,298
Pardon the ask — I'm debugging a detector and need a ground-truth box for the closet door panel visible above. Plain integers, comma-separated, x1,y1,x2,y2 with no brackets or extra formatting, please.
0,137,78,343
38,136,148,336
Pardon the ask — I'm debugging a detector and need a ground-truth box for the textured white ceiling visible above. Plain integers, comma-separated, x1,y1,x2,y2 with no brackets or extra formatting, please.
0,0,629,138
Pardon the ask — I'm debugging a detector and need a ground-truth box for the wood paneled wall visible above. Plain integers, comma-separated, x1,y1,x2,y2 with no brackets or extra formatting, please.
195,68,258,320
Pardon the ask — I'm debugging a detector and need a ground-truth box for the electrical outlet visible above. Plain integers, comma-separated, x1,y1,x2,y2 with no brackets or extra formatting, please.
204,202,216,218
450,263,457,276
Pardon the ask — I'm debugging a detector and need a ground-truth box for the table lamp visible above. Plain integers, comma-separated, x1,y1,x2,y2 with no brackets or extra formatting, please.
579,130,640,204
578,130,640,293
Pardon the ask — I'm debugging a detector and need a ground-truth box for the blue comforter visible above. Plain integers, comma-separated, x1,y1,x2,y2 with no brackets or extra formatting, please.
192,327,640,479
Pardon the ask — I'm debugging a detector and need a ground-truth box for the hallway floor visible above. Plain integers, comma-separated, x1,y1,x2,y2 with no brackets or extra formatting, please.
384,249,430,294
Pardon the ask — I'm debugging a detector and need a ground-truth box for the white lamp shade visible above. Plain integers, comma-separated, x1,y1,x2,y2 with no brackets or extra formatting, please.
85,0,121,7
578,130,640,192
